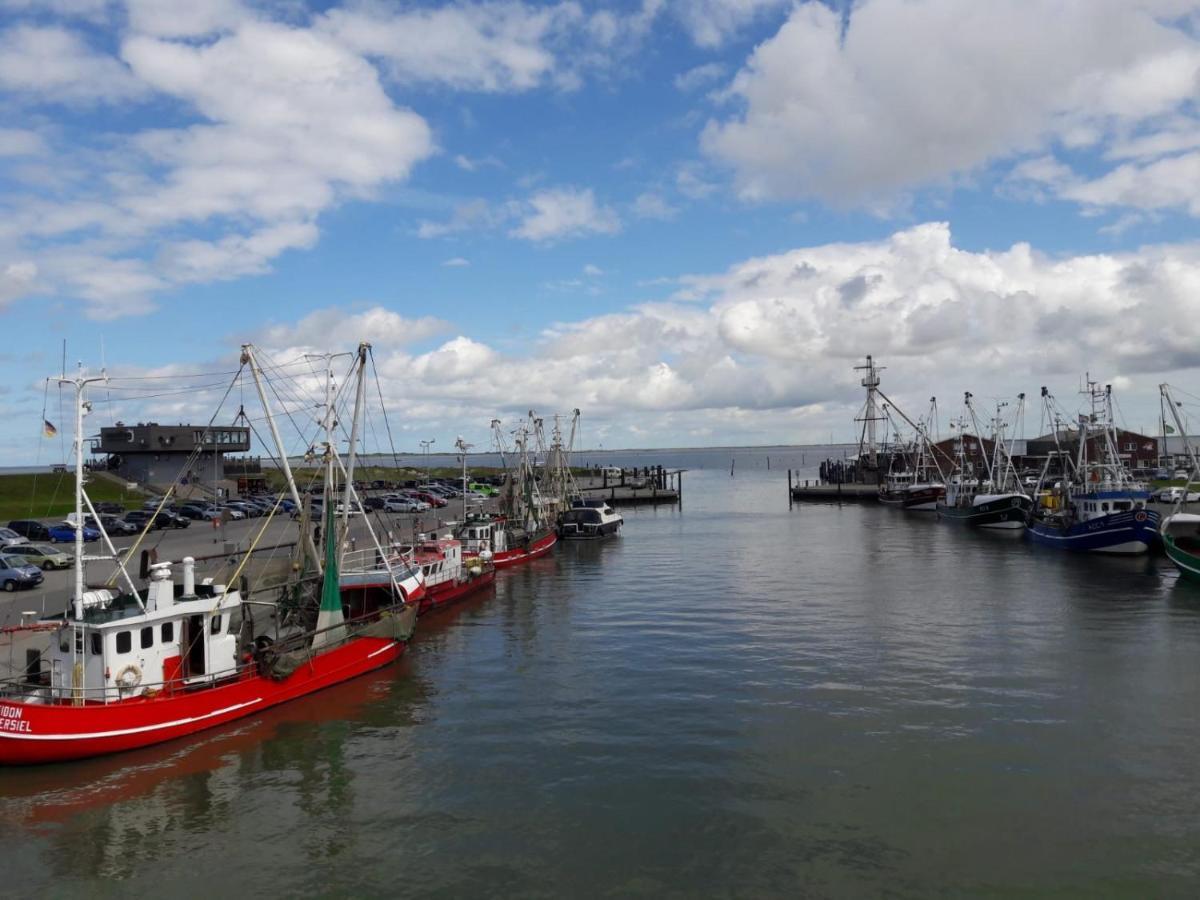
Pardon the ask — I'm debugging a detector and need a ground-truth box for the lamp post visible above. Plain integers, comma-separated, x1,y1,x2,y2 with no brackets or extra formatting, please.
420,439,435,485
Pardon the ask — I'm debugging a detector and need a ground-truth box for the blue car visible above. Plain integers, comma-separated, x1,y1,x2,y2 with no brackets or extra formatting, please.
0,554,44,591
47,523,101,543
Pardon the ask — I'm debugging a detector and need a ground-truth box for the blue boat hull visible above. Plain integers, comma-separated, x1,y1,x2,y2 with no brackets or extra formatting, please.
1026,509,1161,554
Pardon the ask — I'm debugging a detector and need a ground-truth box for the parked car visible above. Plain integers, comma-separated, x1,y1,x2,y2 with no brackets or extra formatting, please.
47,523,101,542
121,510,164,531
7,520,52,541
87,514,138,535
15,543,72,570
218,504,247,520
468,482,499,497
179,504,218,520
410,491,447,508
158,510,191,529
383,498,423,513
0,527,30,548
0,554,44,591
95,501,126,515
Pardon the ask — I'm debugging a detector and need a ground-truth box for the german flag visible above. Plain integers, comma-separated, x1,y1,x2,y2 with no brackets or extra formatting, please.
43,420,57,438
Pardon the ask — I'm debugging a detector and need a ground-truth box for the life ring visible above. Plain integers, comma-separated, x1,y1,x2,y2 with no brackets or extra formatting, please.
116,664,142,688
1135,511,1148,522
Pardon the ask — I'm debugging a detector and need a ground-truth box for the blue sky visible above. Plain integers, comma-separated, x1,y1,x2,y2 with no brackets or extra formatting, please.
4,0,1200,462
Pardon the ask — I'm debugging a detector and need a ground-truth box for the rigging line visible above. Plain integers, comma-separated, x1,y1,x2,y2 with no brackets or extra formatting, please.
102,357,317,383
109,365,246,581
369,346,402,472
255,348,323,411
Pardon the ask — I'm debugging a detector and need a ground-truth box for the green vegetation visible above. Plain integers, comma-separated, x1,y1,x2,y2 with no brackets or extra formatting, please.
0,472,149,521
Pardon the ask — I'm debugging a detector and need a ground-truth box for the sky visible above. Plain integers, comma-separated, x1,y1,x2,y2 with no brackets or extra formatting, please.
4,0,1200,463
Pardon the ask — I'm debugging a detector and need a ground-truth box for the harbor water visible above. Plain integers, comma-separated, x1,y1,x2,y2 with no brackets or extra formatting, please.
3,457,1199,896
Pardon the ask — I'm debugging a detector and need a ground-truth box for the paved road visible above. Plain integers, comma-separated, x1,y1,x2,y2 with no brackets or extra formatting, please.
1,504,482,625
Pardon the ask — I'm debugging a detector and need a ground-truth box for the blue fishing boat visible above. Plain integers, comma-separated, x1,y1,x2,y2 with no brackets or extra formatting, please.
1026,381,1159,554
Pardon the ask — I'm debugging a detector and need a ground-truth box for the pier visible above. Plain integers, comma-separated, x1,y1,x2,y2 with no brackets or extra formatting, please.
576,467,683,505
788,473,880,502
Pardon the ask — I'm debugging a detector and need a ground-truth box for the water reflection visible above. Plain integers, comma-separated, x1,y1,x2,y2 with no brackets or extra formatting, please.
3,468,1200,896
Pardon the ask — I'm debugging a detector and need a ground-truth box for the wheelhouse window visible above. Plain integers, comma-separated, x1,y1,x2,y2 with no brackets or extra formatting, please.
210,614,222,635
90,632,102,655
115,631,131,654
140,626,153,649
162,621,174,642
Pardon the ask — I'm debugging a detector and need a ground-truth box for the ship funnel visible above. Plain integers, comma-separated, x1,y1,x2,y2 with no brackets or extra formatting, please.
182,556,195,596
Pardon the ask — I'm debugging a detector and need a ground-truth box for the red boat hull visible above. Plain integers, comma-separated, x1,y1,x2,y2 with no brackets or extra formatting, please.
0,635,406,765
419,570,496,615
492,531,557,568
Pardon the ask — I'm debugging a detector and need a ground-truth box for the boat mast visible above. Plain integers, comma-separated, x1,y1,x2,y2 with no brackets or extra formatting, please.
455,436,472,521
59,366,105,620
1161,385,1200,479
342,343,368,546
854,356,885,476
242,345,321,571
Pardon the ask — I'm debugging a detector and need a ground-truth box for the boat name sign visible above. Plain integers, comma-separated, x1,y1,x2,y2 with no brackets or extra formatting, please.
0,706,31,733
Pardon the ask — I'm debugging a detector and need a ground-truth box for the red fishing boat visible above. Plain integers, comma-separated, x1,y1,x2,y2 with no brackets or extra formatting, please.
408,535,495,614
456,515,557,568
0,347,420,765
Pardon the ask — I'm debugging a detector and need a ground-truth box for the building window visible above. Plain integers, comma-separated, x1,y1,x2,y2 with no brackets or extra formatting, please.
140,626,153,649
162,621,174,643
211,614,222,635
116,631,131,654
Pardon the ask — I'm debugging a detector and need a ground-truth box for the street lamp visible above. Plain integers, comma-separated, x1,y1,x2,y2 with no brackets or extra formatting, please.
420,439,435,484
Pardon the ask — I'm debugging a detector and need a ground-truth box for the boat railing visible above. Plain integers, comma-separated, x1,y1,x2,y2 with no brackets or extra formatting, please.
0,602,414,704
339,546,419,578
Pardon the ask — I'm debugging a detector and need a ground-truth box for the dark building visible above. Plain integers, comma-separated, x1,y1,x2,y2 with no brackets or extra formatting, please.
92,423,264,494
1019,428,1158,474
930,433,996,476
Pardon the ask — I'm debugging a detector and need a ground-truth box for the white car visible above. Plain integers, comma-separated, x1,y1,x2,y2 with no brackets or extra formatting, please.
383,498,423,513
219,505,246,520
0,527,30,548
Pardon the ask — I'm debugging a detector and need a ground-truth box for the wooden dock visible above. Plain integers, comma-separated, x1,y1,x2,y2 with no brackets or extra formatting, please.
576,468,683,506
788,473,879,502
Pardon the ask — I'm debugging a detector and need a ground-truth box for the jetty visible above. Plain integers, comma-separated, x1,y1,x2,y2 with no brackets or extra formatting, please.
788,476,879,502
575,467,682,506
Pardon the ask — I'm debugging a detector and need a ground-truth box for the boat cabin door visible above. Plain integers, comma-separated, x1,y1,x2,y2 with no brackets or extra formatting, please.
181,614,207,677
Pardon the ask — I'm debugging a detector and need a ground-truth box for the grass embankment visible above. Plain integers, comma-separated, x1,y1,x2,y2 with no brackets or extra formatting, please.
0,473,148,521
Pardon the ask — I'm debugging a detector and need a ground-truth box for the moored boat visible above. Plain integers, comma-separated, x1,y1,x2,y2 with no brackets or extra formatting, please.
0,346,420,765
1026,381,1159,554
936,394,1034,529
408,534,495,614
558,498,623,539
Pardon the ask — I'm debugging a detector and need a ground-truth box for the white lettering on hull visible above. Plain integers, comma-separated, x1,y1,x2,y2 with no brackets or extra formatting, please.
0,698,263,741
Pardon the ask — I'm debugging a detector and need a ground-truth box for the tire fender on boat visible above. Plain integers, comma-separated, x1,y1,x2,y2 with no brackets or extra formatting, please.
116,664,142,688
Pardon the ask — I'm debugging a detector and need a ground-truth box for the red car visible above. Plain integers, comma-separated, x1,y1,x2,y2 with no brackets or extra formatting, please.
408,491,447,508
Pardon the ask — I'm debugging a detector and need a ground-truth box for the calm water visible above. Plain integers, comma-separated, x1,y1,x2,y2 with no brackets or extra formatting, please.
4,463,1200,897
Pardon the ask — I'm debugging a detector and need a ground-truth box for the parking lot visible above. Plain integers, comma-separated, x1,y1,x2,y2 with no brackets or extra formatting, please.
0,499,489,625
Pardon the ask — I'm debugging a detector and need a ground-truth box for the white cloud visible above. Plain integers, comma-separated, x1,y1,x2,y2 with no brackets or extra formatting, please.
633,191,678,220
673,0,789,48
0,25,145,104
124,0,247,38
703,0,1200,206
673,62,726,91
417,199,506,239
442,257,471,267
0,128,45,156
0,260,37,308
0,13,436,317
583,263,603,276
260,306,452,351
512,187,620,242
318,2,577,92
